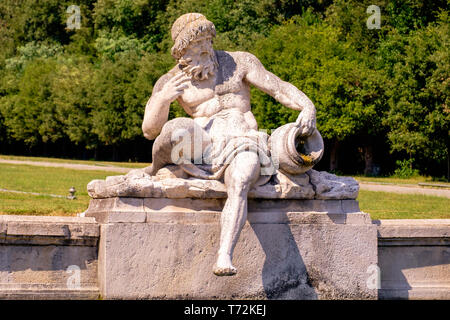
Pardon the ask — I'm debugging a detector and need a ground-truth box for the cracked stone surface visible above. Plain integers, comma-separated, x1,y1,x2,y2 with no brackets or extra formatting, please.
87,166,359,200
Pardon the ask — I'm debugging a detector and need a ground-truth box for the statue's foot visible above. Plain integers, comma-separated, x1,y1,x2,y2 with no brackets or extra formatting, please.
213,254,237,276
213,265,237,276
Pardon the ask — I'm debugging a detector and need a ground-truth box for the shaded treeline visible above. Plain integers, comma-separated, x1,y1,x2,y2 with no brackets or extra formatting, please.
0,0,448,178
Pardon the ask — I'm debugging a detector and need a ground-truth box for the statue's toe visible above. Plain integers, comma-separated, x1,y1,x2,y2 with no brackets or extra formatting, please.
213,265,237,276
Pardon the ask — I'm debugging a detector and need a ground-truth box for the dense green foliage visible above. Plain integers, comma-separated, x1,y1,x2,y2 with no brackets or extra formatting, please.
0,0,448,178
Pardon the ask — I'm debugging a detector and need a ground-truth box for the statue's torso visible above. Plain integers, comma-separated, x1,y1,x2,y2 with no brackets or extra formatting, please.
177,51,258,130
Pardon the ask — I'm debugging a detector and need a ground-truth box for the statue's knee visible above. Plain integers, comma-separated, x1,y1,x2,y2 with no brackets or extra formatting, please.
226,152,261,193
161,117,195,135
227,179,250,196
233,151,260,174
156,118,195,151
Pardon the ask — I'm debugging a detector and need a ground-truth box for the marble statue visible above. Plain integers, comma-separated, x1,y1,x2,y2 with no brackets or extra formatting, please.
86,12,359,279
84,13,366,300
140,13,323,276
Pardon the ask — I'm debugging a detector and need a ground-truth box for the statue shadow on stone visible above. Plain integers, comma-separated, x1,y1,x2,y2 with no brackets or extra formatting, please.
215,51,237,86
250,218,318,299
0,245,95,274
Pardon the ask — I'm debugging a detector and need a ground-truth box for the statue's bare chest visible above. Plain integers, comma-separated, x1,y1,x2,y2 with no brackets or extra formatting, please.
180,73,244,104
179,54,246,111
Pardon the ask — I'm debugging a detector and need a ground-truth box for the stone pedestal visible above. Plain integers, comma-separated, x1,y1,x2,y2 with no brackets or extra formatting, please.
86,197,377,299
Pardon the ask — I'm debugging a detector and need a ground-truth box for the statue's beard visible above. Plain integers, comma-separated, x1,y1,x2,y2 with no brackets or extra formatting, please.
179,50,218,81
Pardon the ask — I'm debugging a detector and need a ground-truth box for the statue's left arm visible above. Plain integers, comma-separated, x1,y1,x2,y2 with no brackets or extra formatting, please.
242,52,316,136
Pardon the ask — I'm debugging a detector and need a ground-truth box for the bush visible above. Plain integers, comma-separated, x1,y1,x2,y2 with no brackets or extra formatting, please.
393,159,419,178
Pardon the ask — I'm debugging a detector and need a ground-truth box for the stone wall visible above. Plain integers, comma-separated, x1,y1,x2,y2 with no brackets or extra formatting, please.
376,219,450,299
0,215,99,299
0,214,449,299
90,199,378,300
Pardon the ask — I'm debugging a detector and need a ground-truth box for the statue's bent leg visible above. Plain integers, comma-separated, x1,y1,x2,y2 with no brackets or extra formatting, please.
214,151,260,276
146,117,210,175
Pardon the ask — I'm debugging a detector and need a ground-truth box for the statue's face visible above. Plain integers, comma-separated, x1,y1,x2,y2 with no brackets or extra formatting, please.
183,37,213,60
179,36,217,81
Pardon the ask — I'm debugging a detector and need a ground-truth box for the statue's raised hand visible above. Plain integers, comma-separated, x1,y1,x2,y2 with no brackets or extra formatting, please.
157,72,191,104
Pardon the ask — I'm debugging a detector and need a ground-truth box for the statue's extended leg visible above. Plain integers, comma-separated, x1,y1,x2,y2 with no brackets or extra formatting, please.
213,151,260,276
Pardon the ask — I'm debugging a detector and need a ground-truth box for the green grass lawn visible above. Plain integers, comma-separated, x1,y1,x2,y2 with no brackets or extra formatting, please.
0,163,124,216
0,161,449,219
0,154,151,169
353,175,450,187
358,190,450,220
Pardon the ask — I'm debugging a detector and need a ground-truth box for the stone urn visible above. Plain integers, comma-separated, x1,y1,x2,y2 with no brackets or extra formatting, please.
269,123,324,175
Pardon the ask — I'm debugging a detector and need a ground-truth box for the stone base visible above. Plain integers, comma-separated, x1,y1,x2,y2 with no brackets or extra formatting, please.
376,219,450,300
0,215,99,300
86,198,378,299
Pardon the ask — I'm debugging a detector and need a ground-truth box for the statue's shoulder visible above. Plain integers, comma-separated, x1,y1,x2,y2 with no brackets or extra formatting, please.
216,50,259,62
215,50,261,73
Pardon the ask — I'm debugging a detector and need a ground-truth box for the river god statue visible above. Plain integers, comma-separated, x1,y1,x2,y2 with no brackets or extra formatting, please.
141,13,324,276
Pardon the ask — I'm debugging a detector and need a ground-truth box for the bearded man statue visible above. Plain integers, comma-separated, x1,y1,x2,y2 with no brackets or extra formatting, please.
142,13,319,276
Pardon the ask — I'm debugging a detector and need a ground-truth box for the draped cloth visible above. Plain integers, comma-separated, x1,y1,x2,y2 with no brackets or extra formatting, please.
178,109,275,186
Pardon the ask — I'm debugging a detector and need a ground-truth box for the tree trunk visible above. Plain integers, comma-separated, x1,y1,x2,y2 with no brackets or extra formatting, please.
112,145,119,161
61,140,67,158
329,139,340,172
409,151,412,169
364,145,374,176
447,144,449,182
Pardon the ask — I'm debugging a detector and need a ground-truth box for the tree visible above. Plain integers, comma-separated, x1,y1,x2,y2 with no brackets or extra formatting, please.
251,15,388,173
93,0,168,51
0,58,63,146
0,0,447,172
381,12,449,178
84,50,173,159
51,59,98,150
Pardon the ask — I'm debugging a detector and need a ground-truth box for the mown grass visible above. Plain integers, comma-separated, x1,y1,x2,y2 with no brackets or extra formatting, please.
353,175,450,187
0,161,449,219
0,163,124,216
0,154,151,169
358,190,450,220
0,193,88,216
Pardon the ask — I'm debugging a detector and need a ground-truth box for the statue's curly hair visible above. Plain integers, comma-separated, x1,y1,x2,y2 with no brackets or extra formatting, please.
170,13,216,60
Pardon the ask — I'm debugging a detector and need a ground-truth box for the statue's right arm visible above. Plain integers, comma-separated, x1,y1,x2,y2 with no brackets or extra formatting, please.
142,74,171,140
142,71,190,140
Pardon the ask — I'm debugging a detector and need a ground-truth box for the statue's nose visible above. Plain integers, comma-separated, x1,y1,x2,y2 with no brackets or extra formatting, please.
201,42,210,50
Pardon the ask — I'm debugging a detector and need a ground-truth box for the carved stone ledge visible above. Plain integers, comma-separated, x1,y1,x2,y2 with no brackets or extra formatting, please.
87,166,359,200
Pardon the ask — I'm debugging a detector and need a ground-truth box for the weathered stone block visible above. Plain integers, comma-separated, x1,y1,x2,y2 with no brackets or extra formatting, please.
376,219,450,299
90,199,378,299
0,215,100,299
